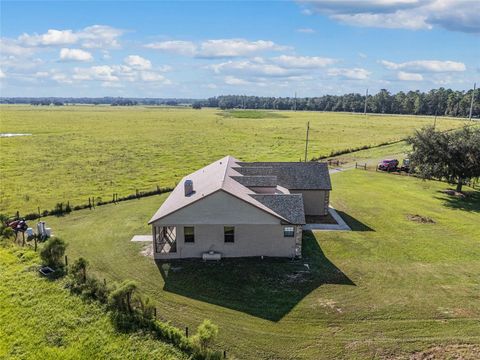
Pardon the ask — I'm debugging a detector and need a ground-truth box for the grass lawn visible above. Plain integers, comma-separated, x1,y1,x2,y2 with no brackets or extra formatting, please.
0,245,188,360
40,169,480,359
0,105,469,214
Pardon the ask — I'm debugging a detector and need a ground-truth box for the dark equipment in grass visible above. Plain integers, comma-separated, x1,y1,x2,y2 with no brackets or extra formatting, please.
39,266,55,277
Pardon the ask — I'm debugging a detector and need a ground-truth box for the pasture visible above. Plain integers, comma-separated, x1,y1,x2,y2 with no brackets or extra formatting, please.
0,245,188,359
42,170,480,359
0,106,469,214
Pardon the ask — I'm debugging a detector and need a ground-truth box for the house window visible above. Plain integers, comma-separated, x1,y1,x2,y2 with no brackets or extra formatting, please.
224,226,235,243
284,226,295,237
184,226,195,243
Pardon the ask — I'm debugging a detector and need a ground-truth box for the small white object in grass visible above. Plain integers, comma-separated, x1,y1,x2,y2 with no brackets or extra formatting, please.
0,133,32,137
304,263,310,270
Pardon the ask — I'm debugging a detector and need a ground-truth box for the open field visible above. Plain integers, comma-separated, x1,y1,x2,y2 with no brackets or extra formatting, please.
0,105,470,215
39,169,480,359
0,246,188,360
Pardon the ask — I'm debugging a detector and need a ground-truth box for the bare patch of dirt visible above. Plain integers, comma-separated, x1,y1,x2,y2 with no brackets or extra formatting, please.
140,244,153,257
389,344,480,360
442,189,466,198
316,298,343,313
406,214,436,224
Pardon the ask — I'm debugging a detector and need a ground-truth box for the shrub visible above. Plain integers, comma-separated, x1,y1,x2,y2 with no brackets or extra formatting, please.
40,237,67,267
194,319,219,352
108,280,137,313
70,257,88,283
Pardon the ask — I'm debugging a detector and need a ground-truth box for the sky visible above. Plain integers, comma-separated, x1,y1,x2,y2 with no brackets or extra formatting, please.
0,0,479,98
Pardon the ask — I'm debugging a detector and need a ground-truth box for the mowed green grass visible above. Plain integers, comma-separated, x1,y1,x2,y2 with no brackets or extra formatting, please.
43,170,480,359
0,246,187,360
0,105,468,214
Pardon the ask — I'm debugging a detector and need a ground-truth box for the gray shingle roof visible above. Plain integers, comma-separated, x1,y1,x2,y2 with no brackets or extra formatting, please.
251,194,306,224
231,175,278,187
150,156,330,226
235,162,332,190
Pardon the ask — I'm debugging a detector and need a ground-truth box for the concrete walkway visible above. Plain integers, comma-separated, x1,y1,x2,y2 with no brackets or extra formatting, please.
131,235,152,242
303,206,351,231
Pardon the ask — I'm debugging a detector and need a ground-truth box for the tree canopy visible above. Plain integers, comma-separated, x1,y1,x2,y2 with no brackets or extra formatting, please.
408,126,480,192
198,88,478,118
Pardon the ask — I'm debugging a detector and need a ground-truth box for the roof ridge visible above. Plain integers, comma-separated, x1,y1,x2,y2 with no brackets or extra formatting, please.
220,155,233,187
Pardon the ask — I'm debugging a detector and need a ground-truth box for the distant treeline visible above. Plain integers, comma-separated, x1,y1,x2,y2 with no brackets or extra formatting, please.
197,88,479,117
1,88,478,117
0,97,200,106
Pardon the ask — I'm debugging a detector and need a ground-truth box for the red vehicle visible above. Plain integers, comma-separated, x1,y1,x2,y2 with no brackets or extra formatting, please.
378,159,399,172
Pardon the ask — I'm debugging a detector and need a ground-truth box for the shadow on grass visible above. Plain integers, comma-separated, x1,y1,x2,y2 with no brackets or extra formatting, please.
156,231,354,322
436,189,480,212
335,210,375,231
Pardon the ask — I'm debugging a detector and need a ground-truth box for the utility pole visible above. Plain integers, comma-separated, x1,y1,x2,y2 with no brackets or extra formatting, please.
294,91,297,111
364,88,368,115
304,121,310,162
469,82,476,121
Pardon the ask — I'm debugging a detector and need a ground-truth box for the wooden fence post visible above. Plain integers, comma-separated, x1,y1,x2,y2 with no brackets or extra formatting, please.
65,255,68,267
185,327,189,338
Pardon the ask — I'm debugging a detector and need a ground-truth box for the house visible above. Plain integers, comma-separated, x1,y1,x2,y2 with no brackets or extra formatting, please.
149,156,331,259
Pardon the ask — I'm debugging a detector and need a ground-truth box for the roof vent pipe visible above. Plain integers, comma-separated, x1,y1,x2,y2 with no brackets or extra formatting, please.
184,179,194,196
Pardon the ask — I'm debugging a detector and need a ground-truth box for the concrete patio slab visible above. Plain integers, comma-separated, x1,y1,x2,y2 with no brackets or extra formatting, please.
131,235,152,242
303,207,351,231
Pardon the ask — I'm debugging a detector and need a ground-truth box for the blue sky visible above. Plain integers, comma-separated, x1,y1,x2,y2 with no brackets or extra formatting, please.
0,0,478,97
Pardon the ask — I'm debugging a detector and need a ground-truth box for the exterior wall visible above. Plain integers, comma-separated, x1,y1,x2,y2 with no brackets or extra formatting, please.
290,189,329,216
153,224,300,259
151,191,301,259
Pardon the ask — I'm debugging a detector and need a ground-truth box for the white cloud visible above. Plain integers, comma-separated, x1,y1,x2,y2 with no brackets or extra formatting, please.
300,0,480,33
140,71,170,83
273,55,337,68
380,59,466,72
199,39,288,58
327,67,371,80
20,29,77,46
51,72,72,84
146,38,288,58
224,76,250,85
0,69,5,79
18,25,124,48
296,28,315,33
0,38,35,56
211,60,296,77
332,11,430,30
145,40,197,56
34,71,49,78
60,48,93,62
80,25,124,48
73,65,119,82
397,71,423,81
124,55,151,70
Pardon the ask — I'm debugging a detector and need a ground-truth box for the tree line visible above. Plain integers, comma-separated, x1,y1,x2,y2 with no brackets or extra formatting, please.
197,88,478,117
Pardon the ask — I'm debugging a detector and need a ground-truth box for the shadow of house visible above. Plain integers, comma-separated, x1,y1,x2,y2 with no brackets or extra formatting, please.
156,231,354,322
334,210,375,232
436,189,480,213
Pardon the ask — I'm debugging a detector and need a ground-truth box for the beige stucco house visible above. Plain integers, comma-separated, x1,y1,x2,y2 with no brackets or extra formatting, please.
149,156,331,260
